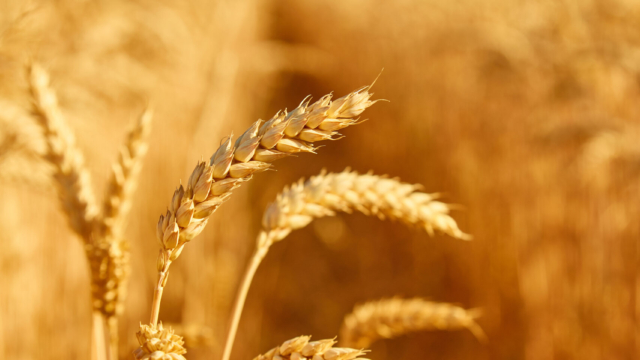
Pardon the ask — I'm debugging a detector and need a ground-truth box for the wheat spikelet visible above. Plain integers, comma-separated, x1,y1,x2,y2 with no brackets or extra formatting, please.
150,81,381,327
253,336,370,360
339,297,486,348
27,62,98,240
259,169,470,248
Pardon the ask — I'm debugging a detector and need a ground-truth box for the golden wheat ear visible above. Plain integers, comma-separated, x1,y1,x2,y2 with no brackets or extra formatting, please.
27,62,98,240
339,297,487,348
155,83,381,263
99,106,153,241
259,169,471,247
253,336,370,360
148,81,381,332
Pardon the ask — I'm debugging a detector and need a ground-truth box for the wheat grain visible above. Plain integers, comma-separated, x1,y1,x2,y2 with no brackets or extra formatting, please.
253,336,370,360
149,81,381,327
27,62,98,240
222,169,469,360
339,297,486,348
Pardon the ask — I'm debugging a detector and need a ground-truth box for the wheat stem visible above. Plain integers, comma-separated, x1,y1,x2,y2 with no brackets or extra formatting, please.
150,262,171,326
91,312,110,360
221,245,269,360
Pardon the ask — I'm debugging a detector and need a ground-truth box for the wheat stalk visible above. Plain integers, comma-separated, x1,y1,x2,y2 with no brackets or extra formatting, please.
148,81,381,331
27,62,153,360
222,169,469,360
339,297,486,348
253,336,370,360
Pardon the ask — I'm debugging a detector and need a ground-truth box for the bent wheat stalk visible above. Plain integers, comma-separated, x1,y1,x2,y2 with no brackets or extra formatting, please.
27,62,153,360
222,169,470,360
253,336,369,360
147,82,381,333
339,297,486,348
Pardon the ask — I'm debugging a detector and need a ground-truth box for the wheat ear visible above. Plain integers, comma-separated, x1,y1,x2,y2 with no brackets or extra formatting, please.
148,82,381,331
27,62,98,240
100,107,153,240
27,63,110,360
88,108,153,355
253,336,370,360
28,62,154,360
339,297,486,348
222,169,469,360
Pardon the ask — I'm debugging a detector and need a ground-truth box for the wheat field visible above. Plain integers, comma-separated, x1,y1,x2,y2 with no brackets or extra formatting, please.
1,0,640,359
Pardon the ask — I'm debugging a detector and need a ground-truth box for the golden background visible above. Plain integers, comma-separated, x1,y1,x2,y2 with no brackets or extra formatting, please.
1,0,639,359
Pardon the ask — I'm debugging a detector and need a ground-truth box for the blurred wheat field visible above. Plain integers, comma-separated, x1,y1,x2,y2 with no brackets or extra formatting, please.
1,0,640,359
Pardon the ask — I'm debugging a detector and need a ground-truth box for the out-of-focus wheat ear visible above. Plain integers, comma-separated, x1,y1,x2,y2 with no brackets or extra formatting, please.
26,62,98,241
99,107,153,241
253,335,370,360
339,297,486,348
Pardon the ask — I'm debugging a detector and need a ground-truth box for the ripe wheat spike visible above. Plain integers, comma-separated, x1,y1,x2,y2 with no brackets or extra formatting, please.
260,169,470,248
100,107,153,241
27,62,98,240
339,297,486,348
253,336,370,360
149,81,381,329
222,169,469,360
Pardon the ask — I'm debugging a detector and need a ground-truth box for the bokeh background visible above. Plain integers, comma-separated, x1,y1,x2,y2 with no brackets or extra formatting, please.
1,0,640,359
